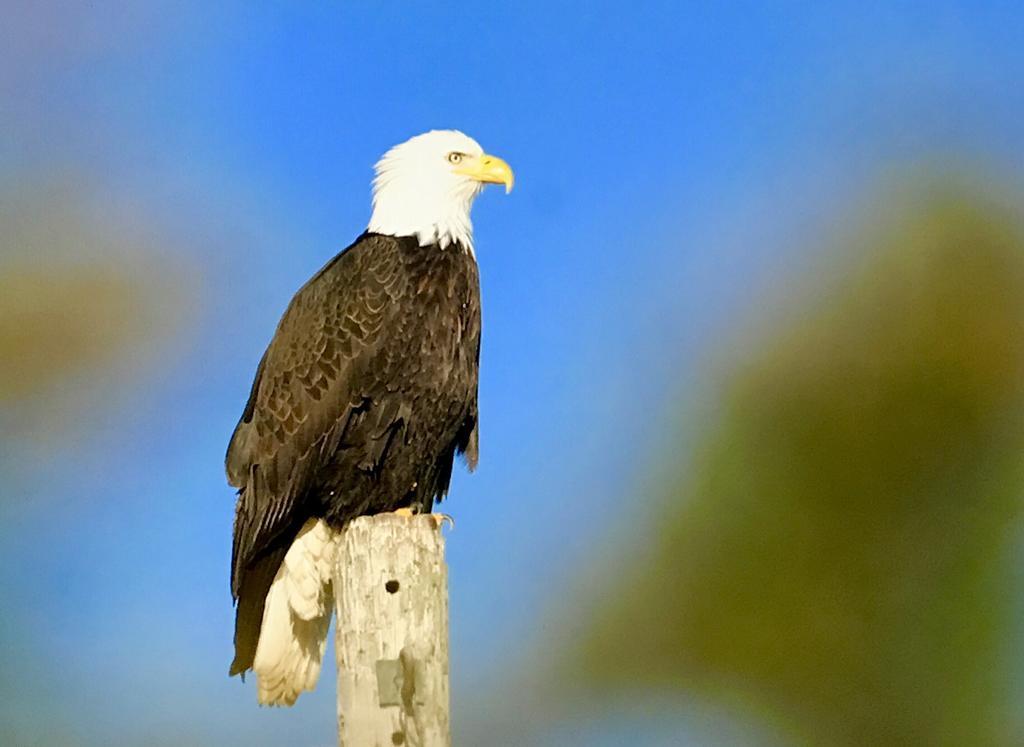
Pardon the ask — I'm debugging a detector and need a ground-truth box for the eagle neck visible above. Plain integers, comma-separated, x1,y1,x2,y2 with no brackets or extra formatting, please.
367,177,481,256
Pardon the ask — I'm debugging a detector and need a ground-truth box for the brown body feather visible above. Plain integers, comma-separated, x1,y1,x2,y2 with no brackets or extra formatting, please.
226,232,480,675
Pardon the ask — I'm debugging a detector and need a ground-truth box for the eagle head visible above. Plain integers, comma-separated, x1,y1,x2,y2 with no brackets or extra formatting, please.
368,129,513,251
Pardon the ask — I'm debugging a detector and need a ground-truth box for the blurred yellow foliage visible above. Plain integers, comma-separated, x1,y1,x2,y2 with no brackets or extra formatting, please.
578,184,1024,746
0,179,193,450
0,265,148,402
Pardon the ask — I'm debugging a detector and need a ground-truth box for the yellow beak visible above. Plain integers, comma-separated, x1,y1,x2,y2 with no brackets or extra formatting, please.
456,153,514,193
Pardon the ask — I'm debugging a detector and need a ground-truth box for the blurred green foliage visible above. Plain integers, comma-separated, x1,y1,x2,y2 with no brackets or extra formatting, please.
578,184,1024,745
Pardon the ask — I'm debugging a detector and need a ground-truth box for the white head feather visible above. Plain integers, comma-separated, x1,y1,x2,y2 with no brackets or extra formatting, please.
367,130,491,253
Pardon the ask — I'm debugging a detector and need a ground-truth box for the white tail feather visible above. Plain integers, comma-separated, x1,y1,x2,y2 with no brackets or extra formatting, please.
253,518,338,706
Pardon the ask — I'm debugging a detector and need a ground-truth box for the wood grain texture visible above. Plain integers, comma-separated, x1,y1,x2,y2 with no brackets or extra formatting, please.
335,513,450,747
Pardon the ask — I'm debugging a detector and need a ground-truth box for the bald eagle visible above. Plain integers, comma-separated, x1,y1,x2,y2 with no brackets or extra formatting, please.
226,130,513,705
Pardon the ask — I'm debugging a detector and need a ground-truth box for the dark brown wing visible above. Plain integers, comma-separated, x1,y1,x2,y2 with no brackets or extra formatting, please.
226,233,484,676
226,233,404,597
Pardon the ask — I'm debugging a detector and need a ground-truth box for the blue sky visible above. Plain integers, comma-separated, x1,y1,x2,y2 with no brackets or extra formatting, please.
3,1,1024,744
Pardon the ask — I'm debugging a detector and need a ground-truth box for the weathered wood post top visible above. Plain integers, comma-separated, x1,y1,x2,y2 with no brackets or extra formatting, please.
334,513,450,747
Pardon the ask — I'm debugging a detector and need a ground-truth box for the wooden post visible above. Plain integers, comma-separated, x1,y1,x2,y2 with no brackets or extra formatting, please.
334,513,450,747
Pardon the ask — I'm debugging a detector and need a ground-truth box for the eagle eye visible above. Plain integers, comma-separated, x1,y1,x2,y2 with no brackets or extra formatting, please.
447,152,464,165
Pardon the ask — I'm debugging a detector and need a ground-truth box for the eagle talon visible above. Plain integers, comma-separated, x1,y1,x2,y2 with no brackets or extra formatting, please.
431,513,454,530
390,508,450,529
